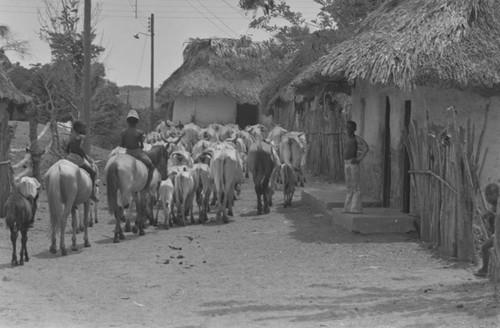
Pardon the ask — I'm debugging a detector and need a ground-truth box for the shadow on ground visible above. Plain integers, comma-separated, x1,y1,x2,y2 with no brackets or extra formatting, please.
197,280,498,325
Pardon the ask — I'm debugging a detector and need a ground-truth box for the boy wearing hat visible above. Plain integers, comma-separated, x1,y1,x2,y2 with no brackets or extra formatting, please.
120,110,155,189
65,120,99,202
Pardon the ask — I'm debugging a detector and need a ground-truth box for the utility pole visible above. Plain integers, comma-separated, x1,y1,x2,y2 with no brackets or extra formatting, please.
149,13,155,130
83,0,91,153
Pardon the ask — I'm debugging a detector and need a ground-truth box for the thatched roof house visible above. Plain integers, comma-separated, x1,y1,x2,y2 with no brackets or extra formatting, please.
0,69,31,106
294,0,500,92
259,30,349,116
156,37,282,127
292,0,500,211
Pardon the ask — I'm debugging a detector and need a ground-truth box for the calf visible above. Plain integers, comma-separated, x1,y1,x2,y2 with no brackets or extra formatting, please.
155,178,175,228
174,166,195,226
5,177,40,266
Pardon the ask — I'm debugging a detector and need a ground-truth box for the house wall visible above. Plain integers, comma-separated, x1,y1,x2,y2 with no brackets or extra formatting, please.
352,79,500,210
173,95,237,126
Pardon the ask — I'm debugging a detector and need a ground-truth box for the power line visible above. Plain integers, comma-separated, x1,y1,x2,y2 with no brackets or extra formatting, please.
183,0,234,38
195,0,240,38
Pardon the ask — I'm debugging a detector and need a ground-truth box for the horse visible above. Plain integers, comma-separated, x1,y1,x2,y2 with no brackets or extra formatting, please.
44,159,92,255
105,145,169,243
5,177,40,266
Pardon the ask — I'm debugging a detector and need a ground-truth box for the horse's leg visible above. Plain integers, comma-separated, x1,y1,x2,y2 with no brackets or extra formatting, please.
123,195,132,232
71,206,79,234
88,202,94,228
60,203,73,255
20,225,29,265
132,192,145,235
83,201,91,248
10,228,18,266
94,200,98,224
71,206,78,251
113,207,124,243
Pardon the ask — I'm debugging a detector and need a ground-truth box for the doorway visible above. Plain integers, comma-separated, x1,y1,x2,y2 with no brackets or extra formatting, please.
382,96,391,208
402,101,412,213
236,104,259,129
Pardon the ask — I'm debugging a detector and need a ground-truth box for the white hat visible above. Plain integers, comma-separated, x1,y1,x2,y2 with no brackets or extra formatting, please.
127,110,139,120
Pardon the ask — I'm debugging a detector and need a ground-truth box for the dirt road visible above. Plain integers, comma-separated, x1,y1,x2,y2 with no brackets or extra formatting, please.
0,177,498,328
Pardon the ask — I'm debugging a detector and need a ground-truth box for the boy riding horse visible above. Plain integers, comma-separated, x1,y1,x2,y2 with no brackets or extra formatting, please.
120,110,156,190
65,120,99,202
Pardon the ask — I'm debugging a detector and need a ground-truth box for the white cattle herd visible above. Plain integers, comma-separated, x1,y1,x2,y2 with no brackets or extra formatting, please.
137,121,308,227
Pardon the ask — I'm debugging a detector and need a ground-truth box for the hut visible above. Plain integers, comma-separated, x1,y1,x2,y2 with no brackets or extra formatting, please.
156,37,282,128
293,0,500,211
0,68,32,216
260,30,351,180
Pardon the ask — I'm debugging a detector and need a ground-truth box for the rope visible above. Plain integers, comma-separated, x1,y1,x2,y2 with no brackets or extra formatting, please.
0,159,11,165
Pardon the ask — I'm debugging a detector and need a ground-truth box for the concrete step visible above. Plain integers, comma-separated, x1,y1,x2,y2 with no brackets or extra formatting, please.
329,208,417,234
301,188,382,212
301,187,416,234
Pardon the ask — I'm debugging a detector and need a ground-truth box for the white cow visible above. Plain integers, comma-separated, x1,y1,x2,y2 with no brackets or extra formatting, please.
174,166,195,226
155,178,175,228
190,163,213,223
210,146,244,223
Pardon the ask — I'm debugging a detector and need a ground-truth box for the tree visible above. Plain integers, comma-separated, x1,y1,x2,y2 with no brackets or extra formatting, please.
0,25,29,57
38,0,104,119
239,0,383,58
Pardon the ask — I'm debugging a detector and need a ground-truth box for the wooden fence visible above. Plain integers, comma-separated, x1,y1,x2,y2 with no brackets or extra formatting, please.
271,93,350,181
402,107,488,263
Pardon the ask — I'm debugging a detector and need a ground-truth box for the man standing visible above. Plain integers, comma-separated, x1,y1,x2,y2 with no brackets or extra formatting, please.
343,120,369,214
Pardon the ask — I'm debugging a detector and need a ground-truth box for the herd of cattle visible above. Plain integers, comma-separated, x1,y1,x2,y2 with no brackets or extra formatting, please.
134,121,308,227
4,121,308,265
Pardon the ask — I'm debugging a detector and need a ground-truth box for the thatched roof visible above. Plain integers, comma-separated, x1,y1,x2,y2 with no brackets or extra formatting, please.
293,0,500,92
156,37,282,106
0,69,31,105
259,30,348,115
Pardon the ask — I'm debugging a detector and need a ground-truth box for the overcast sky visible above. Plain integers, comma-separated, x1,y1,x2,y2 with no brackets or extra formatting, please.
1,0,320,88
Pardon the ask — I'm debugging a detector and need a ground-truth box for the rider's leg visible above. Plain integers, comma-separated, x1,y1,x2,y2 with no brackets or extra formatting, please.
81,161,99,202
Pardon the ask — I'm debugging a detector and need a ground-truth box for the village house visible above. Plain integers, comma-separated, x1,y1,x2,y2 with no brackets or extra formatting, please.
156,37,282,129
0,67,32,216
293,0,500,213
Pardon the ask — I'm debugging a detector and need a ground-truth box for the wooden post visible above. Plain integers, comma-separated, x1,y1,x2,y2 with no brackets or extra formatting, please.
82,0,92,153
149,13,155,131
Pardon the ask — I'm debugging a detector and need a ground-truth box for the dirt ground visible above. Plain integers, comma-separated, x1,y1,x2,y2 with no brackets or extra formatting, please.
0,171,499,328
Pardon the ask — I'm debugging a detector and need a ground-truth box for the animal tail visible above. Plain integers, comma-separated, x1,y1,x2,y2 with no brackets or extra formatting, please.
46,165,63,236
106,162,120,215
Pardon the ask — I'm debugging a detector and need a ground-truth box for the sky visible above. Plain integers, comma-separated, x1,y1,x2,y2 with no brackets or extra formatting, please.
0,0,321,88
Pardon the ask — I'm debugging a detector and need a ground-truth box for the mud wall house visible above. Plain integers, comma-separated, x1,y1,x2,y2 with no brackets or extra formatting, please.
156,37,282,129
0,69,32,216
259,30,351,180
293,0,500,212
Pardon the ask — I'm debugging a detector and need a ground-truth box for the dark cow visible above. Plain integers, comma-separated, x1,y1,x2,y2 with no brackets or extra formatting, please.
246,140,278,214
